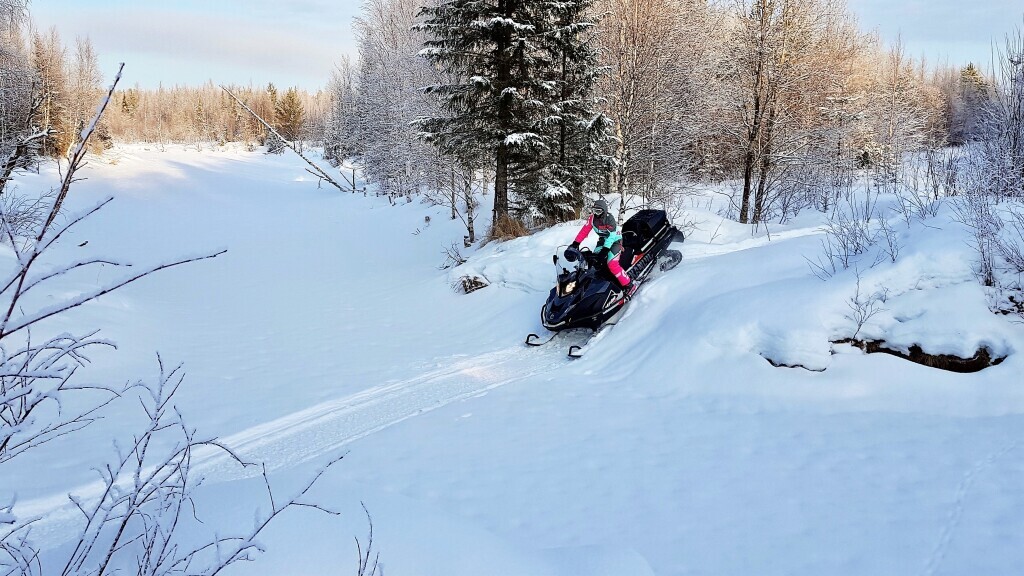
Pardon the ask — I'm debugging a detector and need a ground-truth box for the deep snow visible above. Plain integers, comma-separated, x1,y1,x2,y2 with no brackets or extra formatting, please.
4,145,1023,576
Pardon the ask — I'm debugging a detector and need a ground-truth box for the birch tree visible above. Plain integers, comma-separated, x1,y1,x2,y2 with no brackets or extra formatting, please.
725,0,869,223
356,0,442,199
30,27,69,158
66,36,105,154
596,0,723,217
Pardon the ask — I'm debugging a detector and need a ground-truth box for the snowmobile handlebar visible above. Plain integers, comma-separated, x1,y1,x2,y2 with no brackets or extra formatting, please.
563,246,583,262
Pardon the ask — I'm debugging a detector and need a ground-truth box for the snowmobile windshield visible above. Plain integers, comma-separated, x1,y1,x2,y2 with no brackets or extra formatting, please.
554,246,587,275
553,245,588,297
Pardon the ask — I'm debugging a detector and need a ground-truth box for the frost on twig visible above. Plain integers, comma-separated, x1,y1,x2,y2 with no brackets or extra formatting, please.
1,355,348,576
844,268,888,346
354,503,380,576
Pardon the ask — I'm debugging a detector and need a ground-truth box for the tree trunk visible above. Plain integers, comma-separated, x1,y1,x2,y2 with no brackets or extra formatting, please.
493,145,509,223
450,165,457,220
753,105,776,224
740,146,756,224
464,172,476,245
740,80,765,225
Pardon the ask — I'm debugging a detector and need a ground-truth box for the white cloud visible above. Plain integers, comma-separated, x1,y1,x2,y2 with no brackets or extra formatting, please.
30,1,360,89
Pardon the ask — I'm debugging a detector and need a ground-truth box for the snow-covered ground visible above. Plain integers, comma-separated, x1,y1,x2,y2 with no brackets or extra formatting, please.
5,145,1024,575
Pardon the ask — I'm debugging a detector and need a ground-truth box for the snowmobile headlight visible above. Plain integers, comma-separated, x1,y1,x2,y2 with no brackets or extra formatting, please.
564,280,577,295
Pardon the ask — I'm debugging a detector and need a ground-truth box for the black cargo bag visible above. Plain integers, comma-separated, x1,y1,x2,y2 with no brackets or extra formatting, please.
622,209,669,250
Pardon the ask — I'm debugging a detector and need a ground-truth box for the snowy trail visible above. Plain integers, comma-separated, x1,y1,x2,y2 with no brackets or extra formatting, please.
20,335,586,544
195,336,588,479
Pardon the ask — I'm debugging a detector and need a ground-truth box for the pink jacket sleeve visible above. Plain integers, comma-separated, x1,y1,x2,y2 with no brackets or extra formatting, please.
574,215,594,244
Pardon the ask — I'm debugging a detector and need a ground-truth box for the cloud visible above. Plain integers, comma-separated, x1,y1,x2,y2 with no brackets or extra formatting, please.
30,1,360,88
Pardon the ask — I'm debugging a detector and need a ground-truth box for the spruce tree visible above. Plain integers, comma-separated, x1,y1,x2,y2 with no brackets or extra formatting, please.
417,0,608,226
958,63,991,143
263,83,285,153
275,87,304,142
416,0,559,227
537,0,611,221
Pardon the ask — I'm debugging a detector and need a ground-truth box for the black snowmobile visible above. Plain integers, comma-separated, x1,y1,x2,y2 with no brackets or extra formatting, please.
526,209,684,356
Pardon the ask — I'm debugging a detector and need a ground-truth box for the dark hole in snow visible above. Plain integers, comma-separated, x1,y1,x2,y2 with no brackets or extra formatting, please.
760,355,826,372
831,339,1007,373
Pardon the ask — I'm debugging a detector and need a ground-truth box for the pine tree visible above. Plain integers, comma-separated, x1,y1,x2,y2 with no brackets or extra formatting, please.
120,89,139,116
192,98,210,142
537,0,611,221
31,27,70,157
955,63,991,143
275,86,304,142
416,0,561,226
265,82,279,132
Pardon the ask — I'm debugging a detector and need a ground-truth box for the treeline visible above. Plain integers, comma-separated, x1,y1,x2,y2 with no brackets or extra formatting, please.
4,0,1017,240
324,0,1007,235
105,83,330,148
0,6,328,168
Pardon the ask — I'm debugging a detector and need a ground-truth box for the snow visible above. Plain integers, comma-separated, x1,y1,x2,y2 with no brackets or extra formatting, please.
4,145,1024,575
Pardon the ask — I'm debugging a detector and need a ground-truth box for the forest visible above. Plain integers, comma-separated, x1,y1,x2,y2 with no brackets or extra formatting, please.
2,1,1015,226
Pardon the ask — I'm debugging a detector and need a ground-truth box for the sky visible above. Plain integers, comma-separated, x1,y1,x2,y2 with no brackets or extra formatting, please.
30,0,363,91
846,0,1023,71
27,0,1024,91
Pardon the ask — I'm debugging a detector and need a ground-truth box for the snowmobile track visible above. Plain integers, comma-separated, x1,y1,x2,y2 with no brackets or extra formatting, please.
195,344,575,479
19,343,577,545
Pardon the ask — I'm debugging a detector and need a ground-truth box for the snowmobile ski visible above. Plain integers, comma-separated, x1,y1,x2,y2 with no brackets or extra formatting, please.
525,333,556,347
566,322,616,359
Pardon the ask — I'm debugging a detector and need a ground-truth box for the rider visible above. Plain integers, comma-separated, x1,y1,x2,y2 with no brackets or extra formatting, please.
567,199,637,298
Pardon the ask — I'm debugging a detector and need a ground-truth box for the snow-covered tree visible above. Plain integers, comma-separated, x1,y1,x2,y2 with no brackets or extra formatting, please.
719,0,872,223
966,30,1024,202
1,0,41,189
532,0,612,221
595,0,724,217
416,0,570,227
30,27,70,158
323,56,359,165
949,63,993,145
861,41,935,177
66,36,106,153
355,0,443,199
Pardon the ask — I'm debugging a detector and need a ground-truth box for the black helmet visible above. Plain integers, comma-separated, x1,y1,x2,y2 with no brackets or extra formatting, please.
593,199,609,217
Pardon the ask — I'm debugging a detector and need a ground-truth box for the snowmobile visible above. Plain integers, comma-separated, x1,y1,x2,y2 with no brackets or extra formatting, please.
525,209,684,357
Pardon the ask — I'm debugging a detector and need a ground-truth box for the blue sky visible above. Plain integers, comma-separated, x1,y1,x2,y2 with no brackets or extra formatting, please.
847,0,1022,70
31,0,362,90
28,0,1024,90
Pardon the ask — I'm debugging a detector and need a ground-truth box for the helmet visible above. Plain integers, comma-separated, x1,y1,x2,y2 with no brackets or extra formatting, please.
593,199,609,217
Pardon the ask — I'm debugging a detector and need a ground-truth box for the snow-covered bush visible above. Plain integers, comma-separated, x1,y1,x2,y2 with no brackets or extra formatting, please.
952,29,1024,308
265,131,286,155
808,188,884,278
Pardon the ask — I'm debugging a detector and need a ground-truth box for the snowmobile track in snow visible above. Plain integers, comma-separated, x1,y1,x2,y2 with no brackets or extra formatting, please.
192,342,581,480
20,342,579,543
